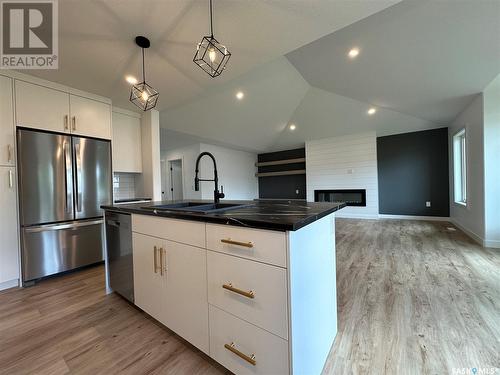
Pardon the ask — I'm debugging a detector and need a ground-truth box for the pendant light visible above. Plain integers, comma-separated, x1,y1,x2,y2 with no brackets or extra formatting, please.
129,36,159,111
193,0,231,78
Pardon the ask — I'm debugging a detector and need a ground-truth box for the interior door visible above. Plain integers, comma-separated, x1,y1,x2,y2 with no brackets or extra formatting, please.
17,129,73,225
73,136,111,220
169,159,183,200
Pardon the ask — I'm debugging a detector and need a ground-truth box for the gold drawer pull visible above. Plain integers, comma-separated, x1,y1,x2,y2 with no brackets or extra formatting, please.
159,247,164,276
153,246,160,273
224,342,256,366
223,283,255,299
221,238,253,248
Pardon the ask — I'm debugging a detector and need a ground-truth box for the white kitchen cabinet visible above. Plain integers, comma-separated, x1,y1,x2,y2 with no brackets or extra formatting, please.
163,240,209,354
132,227,209,354
0,166,19,287
15,80,111,139
132,232,166,322
15,80,70,133
209,305,289,375
0,76,15,166
70,95,111,139
112,111,142,173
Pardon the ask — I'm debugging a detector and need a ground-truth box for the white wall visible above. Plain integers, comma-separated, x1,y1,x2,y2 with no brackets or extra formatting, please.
483,76,500,247
199,144,258,200
161,142,258,201
449,95,485,243
306,132,379,219
161,144,202,200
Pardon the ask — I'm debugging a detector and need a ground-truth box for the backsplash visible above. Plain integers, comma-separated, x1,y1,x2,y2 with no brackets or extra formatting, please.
113,173,139,201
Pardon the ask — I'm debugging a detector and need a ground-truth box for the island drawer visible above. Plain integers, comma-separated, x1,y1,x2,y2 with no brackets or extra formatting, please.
132,214,205,248
206,224,287,268
207,251,288,339
209,305,289,375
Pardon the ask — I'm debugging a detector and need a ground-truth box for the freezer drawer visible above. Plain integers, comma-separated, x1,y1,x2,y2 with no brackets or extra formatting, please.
22,220,104,282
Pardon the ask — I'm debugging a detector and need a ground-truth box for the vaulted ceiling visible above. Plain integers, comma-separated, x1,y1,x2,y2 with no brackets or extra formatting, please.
24,0,398,111
22,0,500,152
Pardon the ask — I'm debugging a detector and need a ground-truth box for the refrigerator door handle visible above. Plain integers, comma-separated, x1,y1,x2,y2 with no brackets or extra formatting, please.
24,219,103,233
63,142,72,213
75,142,82,212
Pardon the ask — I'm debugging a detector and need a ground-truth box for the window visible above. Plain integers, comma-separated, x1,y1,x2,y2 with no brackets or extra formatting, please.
453,129,467,205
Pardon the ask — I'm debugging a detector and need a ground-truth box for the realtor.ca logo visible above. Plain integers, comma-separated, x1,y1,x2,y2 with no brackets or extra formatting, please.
0,0,58,69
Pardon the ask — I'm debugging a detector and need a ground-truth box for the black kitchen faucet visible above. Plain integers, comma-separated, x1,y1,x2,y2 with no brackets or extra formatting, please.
194,152,225,204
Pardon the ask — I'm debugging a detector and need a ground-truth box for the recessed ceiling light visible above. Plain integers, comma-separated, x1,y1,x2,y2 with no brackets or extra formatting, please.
125,75,138,85
367,107,377,115
236,91,244,100
289,124,296,131
348,47,360,59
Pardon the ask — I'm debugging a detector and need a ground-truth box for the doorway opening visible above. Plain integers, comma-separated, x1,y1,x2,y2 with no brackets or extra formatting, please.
168,159,183,201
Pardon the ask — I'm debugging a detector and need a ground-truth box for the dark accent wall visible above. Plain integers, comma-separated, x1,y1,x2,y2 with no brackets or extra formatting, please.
258,148,306,199
377,128,450,216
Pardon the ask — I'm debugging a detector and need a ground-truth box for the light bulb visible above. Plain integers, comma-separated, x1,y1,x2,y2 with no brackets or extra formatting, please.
141,91,149,101
208,48,217,63
367,107,377,115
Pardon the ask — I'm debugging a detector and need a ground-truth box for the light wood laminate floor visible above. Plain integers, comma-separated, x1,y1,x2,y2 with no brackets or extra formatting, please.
0,219,498,374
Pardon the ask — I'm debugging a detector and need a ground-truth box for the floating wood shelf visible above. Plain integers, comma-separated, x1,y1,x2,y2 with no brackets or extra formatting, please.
255,169,306,177
255,157,305,167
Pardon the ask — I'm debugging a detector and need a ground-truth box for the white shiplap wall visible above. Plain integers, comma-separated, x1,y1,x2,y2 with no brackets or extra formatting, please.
306,132,379,219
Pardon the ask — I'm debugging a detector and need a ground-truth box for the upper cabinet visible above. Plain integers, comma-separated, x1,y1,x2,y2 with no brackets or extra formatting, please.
14,80,111,139
70,95,111,139
15,80,70,134
0,76,15,166
112,110,142,173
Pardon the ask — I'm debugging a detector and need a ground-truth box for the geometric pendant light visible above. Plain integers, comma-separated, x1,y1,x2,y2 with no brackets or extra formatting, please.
193,0,231,78
129,36,159,111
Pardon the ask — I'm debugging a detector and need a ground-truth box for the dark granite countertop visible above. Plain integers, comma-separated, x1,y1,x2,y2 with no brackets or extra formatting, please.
101,199,345,231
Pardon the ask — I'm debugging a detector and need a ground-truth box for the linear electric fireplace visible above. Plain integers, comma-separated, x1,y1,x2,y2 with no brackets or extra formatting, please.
315,189,366,207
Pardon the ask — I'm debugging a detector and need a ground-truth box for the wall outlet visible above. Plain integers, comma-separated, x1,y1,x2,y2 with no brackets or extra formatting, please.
426,201,431,207
347,169,354,174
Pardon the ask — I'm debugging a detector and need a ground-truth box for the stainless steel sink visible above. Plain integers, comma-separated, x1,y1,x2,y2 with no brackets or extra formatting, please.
142,202,251,214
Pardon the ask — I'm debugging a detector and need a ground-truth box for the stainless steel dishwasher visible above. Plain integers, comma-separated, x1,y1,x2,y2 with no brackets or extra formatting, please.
105,211,134,303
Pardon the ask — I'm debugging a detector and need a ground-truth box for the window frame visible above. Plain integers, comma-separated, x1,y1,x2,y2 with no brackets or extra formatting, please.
453,128,467,206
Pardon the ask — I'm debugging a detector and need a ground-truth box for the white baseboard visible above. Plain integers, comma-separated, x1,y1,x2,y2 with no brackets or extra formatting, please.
483,239,500,249
335,212,379,220
378,214,451,222
0,278,19,291
450,219,484,246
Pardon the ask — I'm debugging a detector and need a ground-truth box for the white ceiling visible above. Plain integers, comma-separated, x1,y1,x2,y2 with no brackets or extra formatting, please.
23,0,399,112
159,57,438,152
286,0,500,124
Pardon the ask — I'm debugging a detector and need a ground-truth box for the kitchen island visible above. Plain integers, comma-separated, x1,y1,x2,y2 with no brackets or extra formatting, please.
102,200,345,375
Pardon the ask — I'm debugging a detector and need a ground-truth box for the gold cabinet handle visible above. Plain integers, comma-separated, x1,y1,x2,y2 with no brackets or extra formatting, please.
64,115,69,130
224,342,256,366
159,247,164,276
222,283,255,299
72,116,76,131
153,246,159,273
162,248,167,274
221,238,254,248
7,144,12,163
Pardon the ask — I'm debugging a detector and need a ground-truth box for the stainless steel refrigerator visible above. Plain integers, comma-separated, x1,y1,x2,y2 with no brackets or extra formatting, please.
17,128,112,283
